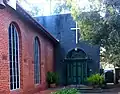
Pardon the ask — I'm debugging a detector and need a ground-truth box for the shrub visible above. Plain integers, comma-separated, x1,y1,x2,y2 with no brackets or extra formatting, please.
87,73,104,88
51,88,79,94
46,71,59,84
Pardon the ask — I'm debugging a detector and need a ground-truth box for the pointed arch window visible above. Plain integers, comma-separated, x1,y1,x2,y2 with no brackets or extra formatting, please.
8,23,20,90
34,37,40,84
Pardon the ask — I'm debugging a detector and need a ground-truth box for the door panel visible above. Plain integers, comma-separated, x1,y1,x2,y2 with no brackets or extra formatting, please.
66,60,87,85
77,63,81,84
83,62,87,83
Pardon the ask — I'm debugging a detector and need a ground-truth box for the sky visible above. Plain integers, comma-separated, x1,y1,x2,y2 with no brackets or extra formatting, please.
20,0,90,16
20,0,56,16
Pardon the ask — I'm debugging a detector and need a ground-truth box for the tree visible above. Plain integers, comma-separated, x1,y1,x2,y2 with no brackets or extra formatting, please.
27,5,42,16
17,0,43,16
103,0,120,12
66,0,120,67
52,1,70,14
18,0,70,16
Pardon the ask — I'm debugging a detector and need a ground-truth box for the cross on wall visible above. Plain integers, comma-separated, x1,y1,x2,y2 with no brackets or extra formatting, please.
71,22,80,44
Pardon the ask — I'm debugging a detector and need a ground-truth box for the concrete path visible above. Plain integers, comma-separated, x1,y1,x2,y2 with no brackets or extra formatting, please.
38,86,120,94
81,87,120,94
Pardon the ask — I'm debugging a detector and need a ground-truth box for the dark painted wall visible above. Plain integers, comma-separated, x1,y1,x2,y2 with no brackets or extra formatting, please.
35,14,100,85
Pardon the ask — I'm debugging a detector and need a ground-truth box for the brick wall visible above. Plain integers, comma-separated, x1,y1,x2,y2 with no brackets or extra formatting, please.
0,6,55,94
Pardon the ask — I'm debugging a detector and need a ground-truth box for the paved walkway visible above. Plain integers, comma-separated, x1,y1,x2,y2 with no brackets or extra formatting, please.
36,86,120,94
81,87,120,94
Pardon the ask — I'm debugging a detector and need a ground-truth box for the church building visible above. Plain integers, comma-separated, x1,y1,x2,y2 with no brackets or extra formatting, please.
0,0,100,94
0,2,58,94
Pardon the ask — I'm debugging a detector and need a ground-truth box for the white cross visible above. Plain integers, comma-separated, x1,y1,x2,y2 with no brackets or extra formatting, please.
71,22,80,44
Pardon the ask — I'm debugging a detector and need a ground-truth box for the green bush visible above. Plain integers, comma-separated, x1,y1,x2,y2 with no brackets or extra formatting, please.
46,71,59,84
87,73,104,87
51,88,79,94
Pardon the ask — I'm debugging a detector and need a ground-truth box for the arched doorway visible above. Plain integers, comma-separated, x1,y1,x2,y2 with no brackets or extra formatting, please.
65,48,89,85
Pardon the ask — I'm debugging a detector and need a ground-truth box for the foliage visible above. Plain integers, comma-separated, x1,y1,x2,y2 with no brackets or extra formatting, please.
87,73,104,87
103,0,120,13
53,1,70,14
51,88,79,94
28,6,42,16
18,0,70,16
18,0,42,16
66,0,120,66
46,71,59,84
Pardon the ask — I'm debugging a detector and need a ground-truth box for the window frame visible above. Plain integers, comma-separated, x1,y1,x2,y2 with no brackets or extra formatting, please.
34,37,41,85
8,23,20,91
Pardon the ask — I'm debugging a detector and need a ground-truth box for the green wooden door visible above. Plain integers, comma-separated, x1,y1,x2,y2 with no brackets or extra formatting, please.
66,59,87,85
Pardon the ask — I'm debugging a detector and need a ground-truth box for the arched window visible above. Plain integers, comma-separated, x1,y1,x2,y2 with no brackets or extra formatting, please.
34,37,40,84
8,23,20,90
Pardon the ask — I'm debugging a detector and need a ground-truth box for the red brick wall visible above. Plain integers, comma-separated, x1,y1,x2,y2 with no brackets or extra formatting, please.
0,7,55,94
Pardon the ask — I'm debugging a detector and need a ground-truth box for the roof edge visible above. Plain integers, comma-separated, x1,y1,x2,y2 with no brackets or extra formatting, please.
9,3,59,44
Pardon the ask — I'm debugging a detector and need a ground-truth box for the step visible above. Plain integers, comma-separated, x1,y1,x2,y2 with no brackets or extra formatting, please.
78,88,103,93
